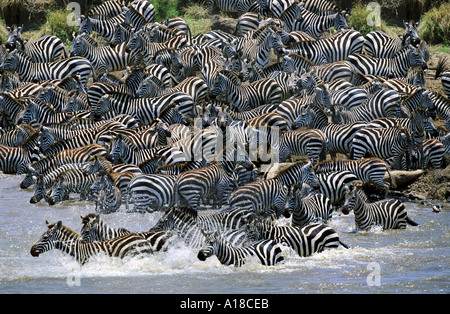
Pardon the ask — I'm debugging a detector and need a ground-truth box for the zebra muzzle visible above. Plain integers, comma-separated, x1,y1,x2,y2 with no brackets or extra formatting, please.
30,245,40,257
197,250,207,261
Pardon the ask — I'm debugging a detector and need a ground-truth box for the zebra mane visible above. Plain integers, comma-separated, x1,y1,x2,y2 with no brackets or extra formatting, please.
46,220,85,241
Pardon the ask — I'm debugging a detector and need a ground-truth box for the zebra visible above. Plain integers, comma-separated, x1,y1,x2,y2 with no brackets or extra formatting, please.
211,70,283,112
90,173,123,213
286,183,333,226
21,143,107,189
280,1,348,38
197,231,285,267
0,124,36,147
364,31,412,59
351,124,417,171
29,163,90,204
196,207,253,233
239,26,284,68
0,131,39,174
229,178,292,218
278,128,328,164
245,217,348,257
84,0,126,19
326,88,403,124
18,99,72,127
79,14,124,43
385,138,446,171
0,92,26,128
91,91,195,124
206,0,261,15
152,206,208,248
80,213,172,252
345,44,427,79
137,75,208,105
6,25,67,63
316,170,359,207
127,30,188,66
276,83,332,129
314,157,395,192
0,49,93,90
341,181,418,231
47,166,99,205
294,104,367,158
109,133,185,167
174,161,241,209
30,220,156,265
70,33,138,77
80,213,131,242
127,173,177,212
285,28,364,65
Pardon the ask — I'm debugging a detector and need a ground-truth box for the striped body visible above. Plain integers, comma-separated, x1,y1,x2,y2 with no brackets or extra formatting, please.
342,181,418,230
246,218,345,257
30,221,155,264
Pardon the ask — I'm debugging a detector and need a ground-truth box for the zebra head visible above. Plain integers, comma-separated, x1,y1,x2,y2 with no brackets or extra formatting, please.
78,15,93,34
92,94,112,121
30,174,49,204
20,165,38,189
333,11,349,31
127,30,144,55
314,83,332,111
0,49,19,73
341,181,363,215
70,33,85,57
403,20,420,41
136,75,156,98
245,215,270,243
80,213,101,242
294,104,313,128
197,231,218,261
47,176,67,205
302,161,320,190
407,44,427,70
30,221,64,257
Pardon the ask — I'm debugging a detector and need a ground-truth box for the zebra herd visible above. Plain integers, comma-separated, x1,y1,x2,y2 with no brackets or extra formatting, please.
0,0,448,267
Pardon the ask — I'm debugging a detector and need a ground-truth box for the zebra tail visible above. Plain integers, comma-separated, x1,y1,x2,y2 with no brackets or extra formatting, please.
339,240,350,249
434,56,448,79
406,216,419,226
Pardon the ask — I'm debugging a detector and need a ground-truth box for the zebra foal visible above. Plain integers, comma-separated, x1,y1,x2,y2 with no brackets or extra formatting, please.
342,181,418,231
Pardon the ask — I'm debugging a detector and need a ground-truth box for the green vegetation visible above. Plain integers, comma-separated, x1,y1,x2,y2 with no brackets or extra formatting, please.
181,3,211,35
152,0,180,22
44,9,78,44
347,1,394,36
0,17,7,44
418,2,450,46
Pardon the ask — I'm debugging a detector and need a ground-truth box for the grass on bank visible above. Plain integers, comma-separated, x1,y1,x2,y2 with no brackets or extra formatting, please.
418,2,450,46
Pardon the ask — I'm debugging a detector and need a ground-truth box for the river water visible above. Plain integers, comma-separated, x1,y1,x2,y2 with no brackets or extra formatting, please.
0,173,448,294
